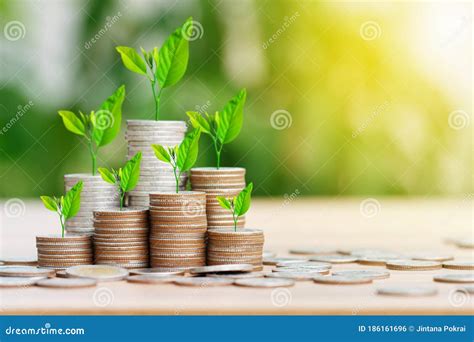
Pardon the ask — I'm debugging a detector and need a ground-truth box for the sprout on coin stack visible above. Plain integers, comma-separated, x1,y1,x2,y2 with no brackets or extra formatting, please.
207,183,264,270
116,18,194,207
38,181,93,269
58,86,125,234
149,129,208,269
94,152,150,268
187,90,248,229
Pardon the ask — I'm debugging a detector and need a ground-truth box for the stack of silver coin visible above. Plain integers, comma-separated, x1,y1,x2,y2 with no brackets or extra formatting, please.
126,120,188,207
64,174,118,235
190,167,246,229
36,234,93,269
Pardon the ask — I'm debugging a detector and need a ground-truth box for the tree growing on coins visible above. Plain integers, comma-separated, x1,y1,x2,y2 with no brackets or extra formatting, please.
216,182,253,231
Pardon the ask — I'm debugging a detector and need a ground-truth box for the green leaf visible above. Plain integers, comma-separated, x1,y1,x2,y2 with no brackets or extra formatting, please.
234,182,253,217
157,18,191,88
40,196,58,212
58,111,86,136
116,46,147,75
120,152,142,192
98,168,116,185
152,144,171,164
62,181,83,219
177,128,201,172
216,89,247,144
216,196,231,210
95,85,126,146
186,111,211,134
152,47,159,68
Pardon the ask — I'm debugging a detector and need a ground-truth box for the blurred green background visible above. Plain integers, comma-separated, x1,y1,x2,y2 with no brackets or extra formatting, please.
0,0,472,198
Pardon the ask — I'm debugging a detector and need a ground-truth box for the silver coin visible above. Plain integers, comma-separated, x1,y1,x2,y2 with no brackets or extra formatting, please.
273,267,329,275
377,286,438,297
1,257,38,266
313,275,373,285
433,274,474,283
275,261,331,269
410,252,454,262
190,264,254,275
309,255,358,264
207,271,266,279
0,276,45,287
0,266,55,277
332,270,390,280
386,260,442,270
129,268,185,276
263,257,308,266
65,265,128,282
289,247,338,255
442,260,474,270
266,271,322,281
234,277,295,288
127,275,179,284
36,277,97,288
173,277,234,286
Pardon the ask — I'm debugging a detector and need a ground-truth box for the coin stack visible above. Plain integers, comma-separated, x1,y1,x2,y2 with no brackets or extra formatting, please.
126,120,188,207
65,174,118,235
207,228,264,270
190,167,246,229
149,191,207,269
36,235,93,269
93,208,149,269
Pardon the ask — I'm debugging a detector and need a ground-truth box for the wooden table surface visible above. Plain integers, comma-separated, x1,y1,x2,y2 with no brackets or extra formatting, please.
0,198,473,315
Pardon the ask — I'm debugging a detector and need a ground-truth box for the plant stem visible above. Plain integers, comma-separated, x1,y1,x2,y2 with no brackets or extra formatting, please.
173,167,180,193
120,191,125,211
60,215,65,238
156,87,163,121
232,210,237,232
88,140,97,175
213,137,222,169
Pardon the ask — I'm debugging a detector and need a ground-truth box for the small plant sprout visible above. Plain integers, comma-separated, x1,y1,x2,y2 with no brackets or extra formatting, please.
98,152,142,210
58,85,125,175
116,18,192,121
187,89,246,169
40,181,83,238
152,128,201,193
216,182,253,232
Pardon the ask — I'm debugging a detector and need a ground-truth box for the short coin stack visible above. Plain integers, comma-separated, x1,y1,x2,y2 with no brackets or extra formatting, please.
65,174,118,235
207,228,264,270
36,235,93,269
93,208,149,269
149,192,207,269
126,120,187,207
190,167,246,229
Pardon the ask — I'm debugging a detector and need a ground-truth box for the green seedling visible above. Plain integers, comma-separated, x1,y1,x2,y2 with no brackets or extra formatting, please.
40,181,83,238
152,128,201,193
116,18,192,120
216,182,253,232
187,89,246,169
58,85,125,175
98,152,142,210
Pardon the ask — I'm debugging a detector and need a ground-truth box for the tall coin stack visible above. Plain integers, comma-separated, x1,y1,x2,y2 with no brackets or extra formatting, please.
93,208,149,269
207,229,264,270
65,174,118,235
36,235,93,269
126,120,188,207
149,192,207,269
190,167,246,229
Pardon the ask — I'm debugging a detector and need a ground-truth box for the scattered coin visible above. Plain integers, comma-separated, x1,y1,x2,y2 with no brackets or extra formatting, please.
0,277,45,287
313,275,373,285
55,270,69,278
234,277,295,288
386,260,442,271
0,258,38,266
65,265,128,282
332,270,390,280
263,257,308,266
442,260,474,270
309,255,358,264
433,274,474,284
273,267,330,275
357,257,400,266
127,275,179,284
0,266,55,278
377,286,438,297
129,268,185,276
266,271,321,281
190,264,254,275
410,252,454,262
36,277,97,288
207,272,266,279
289,247,338,255
275,261,331,269
173,277,234,287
